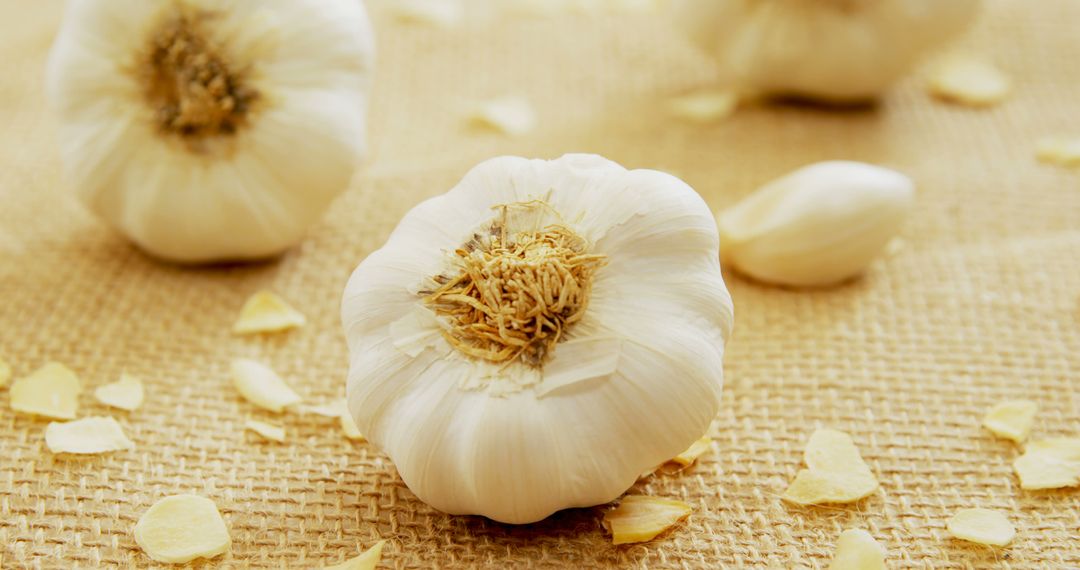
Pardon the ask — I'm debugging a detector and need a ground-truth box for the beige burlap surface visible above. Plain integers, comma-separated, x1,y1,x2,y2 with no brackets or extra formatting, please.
2,0,1079,568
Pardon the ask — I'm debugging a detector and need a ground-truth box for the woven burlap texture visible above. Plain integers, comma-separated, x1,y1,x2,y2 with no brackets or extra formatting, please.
2,0,1079,568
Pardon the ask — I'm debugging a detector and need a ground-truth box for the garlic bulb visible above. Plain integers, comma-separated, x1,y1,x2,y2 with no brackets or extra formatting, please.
46,0,375,263
718,161,914,287
342,154,733,524
672,0,981,103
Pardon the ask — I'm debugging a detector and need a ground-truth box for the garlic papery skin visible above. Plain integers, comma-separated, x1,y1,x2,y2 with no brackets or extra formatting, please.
672,0,981,103
46,0,375,263
341,154,733,524
718,161,914,287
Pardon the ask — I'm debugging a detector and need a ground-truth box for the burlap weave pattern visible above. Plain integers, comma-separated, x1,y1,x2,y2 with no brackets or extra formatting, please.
2,0,1079,568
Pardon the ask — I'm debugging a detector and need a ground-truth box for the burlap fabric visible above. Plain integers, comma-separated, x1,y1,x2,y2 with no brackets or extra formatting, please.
2,0,1079,568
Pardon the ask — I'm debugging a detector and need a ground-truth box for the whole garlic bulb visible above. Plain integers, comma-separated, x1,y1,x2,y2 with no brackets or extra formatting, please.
672,0,981,102
718,161,914,287
47,0,375,263
342,154,733,524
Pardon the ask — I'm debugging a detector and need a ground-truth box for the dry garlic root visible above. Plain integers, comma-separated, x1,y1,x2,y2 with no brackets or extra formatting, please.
45,416,135,454
134,494,231,564
828,529,886,570
946,508,1015,547
342,154,733,523
1036,136,1080,168
672,0,981,103
982,400,1037,444
783,428,879,505
323,540,386,570
718,161,914,287
233,291,306,335
46,0,375,263
927,56,1011,107
94,373,144,411
603,495,692,545
231,359,302,413
10,362,82,420
1013,437,1080,490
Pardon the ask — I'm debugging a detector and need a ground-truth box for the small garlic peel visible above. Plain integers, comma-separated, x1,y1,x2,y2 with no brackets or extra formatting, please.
342,154,733,523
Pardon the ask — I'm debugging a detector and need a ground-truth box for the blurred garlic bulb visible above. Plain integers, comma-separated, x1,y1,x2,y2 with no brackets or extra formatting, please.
718,161,914,287
672,0,981,103
342,154,733,524
47,0,375,263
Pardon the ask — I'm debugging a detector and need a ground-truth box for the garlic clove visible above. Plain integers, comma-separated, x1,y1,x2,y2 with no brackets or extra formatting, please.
93,373,144,411
230,359,302,413
603,495,692,545
828,529,886,570
946,508,1015,547
45,416,135,454
1013,437,1080,490
717,161,914,287
233,290,306,335
982,400,1038,444
134,495,231,564
10,362,82,420
322,540,386,570
928,55,1011,107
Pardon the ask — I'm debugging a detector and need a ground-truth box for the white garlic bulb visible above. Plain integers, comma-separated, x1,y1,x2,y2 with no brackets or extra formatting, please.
672,0,981,103
718,161,914,287
47,0,375,263
342,154,734,524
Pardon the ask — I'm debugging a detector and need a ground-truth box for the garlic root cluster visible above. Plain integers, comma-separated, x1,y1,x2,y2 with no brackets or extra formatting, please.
672,0,982,103
47,0,376,263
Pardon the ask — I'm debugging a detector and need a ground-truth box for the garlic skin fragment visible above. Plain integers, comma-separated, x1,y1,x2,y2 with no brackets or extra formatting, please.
244,419,285,442
828,529,886,570
45,416,135,454
10,362,82,420
982,400,1037,444
342,154,733,524
46,0,375,263
603,495,692,545
233,291,306,335
94,373,145,411
1013,437,1080,490
672,0,980,103
928,56,1011,107
230,359,302,413
134,494,231,564
468,97,537,136
322,540,385,570
718,161,915,287
946,508,1015,547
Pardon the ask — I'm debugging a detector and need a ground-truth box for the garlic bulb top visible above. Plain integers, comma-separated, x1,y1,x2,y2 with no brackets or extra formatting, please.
47,0,375,263
342,154,734,524
673,0,981,102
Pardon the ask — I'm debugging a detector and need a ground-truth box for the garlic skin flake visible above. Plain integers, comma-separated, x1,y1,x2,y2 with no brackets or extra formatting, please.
828,529,886,570
603,495,692,545
673,0,980,103
323,540,385,570
946,508,1015,547
134,494,231,564
10,362,82,420
46,0,375,263
45,416,135,454
233,291,306,335
928,55,1011,107
982,400,1037,444
94,373,145,411
342,154,733,524
468,97,537,136
1013,437,1080,490
231,359,302,413
718,161,914,287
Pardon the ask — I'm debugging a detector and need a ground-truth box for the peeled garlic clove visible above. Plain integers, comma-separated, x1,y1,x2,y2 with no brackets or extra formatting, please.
10,362,82,420
46,0,375,263
828,529,886,570
982,400,1038,444
672,0,981,102
603,495,692,545
134,495,231,564
45,416,135,454
1013,437,1080,490
718,161,914,287
230,359,302,413
946,508,1015,547
94,373,144,411
323,540,386,570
